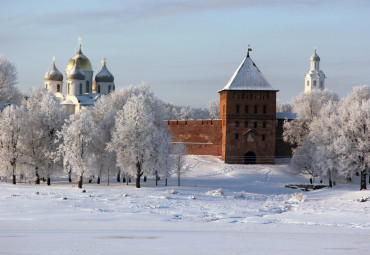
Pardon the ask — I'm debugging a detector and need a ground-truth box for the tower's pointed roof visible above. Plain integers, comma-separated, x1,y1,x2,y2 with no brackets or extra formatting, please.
310,49,320,61
95,59,114,82
219,51,278,92
66,60,85,80
66,42,93,71
44,57,63,81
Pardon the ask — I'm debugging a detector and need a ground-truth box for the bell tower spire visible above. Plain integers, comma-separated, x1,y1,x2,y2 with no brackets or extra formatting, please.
304,48,326,93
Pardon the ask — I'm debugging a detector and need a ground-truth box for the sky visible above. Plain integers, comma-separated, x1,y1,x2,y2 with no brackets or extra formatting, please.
1,0,370,108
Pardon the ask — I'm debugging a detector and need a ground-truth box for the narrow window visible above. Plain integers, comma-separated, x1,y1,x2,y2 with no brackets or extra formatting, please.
98,85,101,93
262,135,265,141
45,84,47,89
263,105,267,114
235,121,239,127
254,122,257,128
250,91,253,99
242,92,245,99
263,122,266,128
307,81,310,87
244,121,248,128
223,104,225,114
68,83,70,94
108,85,111,93
57,84,60,92
235,133,239,140
86,81,89,93
245,105,249,114
236,105,240,114
266,91,270,99
313,80,317,87
258,91,261,99
233,92,237,99
254,105,257,114
79,83,82,95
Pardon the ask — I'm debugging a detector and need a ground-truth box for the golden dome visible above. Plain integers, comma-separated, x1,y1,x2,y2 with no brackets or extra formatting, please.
65,43,92,72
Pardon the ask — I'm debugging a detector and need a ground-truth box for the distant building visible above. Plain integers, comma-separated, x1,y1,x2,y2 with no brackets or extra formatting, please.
44,42,115,114
167,50,295,164
304,49,326,93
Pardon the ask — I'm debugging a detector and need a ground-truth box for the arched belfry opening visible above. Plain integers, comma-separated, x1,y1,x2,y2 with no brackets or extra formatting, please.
244,151,256,164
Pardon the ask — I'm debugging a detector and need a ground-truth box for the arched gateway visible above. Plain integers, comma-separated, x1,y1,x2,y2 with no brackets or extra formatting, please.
244,151,256,164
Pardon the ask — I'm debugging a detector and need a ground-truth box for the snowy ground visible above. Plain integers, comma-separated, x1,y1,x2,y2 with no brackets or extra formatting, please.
1,156,370,255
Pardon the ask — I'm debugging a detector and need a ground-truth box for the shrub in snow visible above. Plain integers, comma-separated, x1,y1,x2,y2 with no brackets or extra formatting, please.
288,193,306,202
166,189,178,194
206,188,224,196
234,192,246,199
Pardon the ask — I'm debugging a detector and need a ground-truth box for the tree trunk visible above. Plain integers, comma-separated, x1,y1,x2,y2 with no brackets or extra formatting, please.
127,176,129,185
78,175,83,189
144,176,147,182
328,169,333,188
122,175,126,183
117,173,121,182
47,177,51,186
68,167,72,183
136,162,142,188
12,174,16,185
97,177,101,184
165,178,168,187
360,170,367,190
129,176,131,183
35,167,40,185
178,170,180,186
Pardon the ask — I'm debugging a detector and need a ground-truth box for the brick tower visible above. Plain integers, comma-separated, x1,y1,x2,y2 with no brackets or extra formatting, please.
218,50,278,164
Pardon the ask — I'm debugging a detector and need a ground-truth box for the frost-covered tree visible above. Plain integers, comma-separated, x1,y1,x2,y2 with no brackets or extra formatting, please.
334,88,370,190
109,94,157,188
20,88,66,185
171,142,189,186
0,105,26,184
310,101,341,187
290,137,317,181
283,90,339,151
0,56,22,104
91,85,150,183
57,110,97,188
108,86,171,188
207,100,220,119
277,102,293,113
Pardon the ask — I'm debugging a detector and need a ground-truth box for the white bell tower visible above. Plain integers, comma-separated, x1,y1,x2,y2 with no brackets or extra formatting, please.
304,49,326,93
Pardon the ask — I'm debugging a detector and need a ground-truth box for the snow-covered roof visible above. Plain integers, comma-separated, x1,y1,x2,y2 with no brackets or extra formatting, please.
95,61,114,82
219,54,278,92
75,95,94,105
276,112,297,120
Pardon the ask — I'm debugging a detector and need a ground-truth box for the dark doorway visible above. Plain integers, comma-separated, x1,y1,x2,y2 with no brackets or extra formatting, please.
244,151,256,164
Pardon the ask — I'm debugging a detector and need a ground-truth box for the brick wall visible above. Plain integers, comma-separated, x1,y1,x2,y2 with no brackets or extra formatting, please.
166,119,222,156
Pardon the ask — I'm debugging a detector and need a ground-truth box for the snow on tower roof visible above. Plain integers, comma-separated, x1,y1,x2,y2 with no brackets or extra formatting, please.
219,52,278,92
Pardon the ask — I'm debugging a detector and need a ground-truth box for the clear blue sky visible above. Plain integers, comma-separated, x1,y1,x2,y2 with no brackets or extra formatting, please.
1,0,370,107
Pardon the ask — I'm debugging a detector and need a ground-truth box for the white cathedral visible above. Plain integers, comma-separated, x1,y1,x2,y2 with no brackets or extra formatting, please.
304,49,326,93
44,42,115,114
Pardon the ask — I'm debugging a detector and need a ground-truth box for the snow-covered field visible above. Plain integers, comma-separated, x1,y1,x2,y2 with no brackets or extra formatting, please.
1,156,369,255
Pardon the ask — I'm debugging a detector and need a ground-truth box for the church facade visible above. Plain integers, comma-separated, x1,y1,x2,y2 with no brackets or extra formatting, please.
44,42,115,114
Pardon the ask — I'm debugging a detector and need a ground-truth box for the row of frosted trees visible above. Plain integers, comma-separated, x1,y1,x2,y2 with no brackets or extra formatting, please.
0,85,188,188
283,86,370,190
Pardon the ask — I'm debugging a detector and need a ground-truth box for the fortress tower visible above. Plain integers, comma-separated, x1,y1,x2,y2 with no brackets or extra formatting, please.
218,49,278,164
